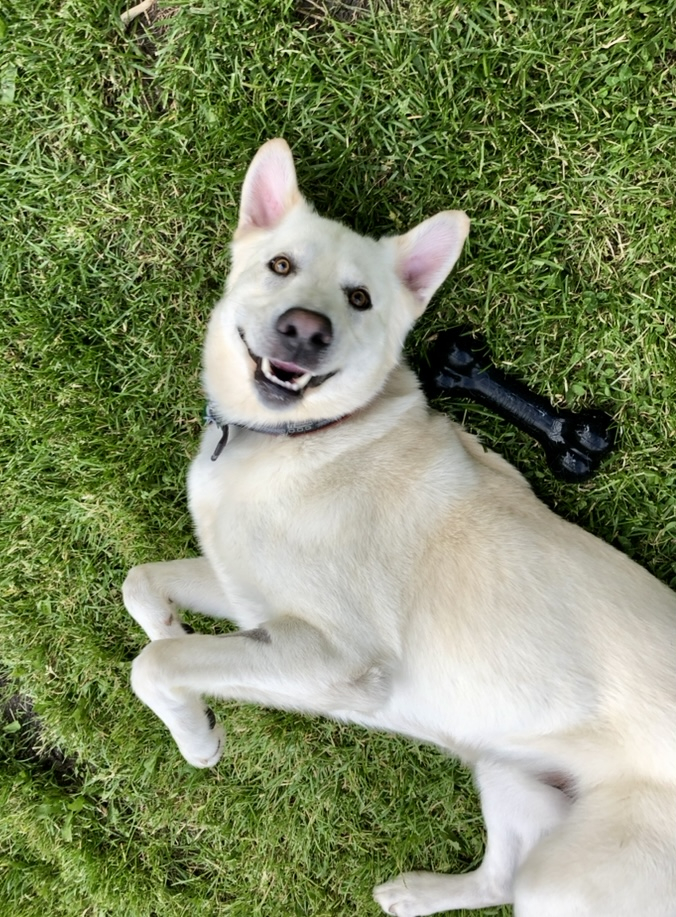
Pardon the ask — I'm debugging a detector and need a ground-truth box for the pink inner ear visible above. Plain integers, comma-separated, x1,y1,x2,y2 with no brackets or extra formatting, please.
401,251,437,298
397,213,469,306
247,177,288,229
238,140,300,232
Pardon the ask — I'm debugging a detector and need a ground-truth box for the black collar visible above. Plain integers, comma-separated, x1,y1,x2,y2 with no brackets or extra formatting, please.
205,401,351,462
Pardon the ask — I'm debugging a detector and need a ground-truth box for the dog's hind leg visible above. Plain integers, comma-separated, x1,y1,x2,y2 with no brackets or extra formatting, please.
130,617,391,768
513,781,676,917
123,557,233,641
374,760,571,917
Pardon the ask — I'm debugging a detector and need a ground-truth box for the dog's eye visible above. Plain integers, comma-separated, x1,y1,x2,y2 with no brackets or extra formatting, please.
347,287,372,311
269,256,294,276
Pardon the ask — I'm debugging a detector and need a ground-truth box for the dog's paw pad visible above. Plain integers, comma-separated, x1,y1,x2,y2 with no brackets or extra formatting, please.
373,879,420,917
178,721,225,769
374,872,455,917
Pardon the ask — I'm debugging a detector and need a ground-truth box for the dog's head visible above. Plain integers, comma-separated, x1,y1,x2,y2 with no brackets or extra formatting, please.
204,139,469,430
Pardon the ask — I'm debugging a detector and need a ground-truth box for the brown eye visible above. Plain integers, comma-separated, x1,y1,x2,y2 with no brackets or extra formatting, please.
348,287,372,311
269,255,293,276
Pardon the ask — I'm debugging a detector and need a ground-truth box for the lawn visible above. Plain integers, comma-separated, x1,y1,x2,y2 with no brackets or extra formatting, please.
1,1,675,915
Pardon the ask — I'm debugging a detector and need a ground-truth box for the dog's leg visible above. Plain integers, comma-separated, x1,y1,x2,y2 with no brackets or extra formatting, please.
130,620,390,768
514,781,676,917
123,557,233,641
373,760,571,917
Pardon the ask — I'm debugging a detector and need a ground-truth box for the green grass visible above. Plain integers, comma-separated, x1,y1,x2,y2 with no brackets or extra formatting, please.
1,0,675,914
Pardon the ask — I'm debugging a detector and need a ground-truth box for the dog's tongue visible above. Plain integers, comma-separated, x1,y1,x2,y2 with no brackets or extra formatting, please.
269,359,307,375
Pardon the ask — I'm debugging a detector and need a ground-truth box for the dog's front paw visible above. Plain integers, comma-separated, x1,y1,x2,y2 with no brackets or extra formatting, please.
374,872,454,917
175,710,225,769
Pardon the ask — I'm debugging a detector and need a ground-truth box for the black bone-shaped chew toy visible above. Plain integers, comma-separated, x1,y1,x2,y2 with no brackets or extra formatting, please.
423,329,616,482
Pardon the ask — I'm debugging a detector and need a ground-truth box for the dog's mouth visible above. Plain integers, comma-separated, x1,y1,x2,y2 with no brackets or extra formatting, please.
259,356,314,394
240,332,336,405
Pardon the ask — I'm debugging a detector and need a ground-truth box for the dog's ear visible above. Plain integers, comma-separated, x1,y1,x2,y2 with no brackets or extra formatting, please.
236,139,303,236
395,211,470,314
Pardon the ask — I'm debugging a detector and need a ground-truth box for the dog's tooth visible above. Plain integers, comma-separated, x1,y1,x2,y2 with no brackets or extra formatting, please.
261,358,276,383
260,358,314,392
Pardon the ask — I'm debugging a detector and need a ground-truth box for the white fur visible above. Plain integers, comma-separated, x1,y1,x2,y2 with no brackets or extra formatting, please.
124,139,676,917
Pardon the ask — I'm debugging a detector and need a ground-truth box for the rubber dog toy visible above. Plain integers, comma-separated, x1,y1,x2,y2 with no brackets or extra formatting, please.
421,329,616,482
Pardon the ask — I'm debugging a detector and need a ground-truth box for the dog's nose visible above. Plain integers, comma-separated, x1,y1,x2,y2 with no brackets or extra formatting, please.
275,308,333,350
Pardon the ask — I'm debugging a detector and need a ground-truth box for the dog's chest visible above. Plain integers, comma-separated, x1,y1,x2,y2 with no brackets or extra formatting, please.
188,427,373,613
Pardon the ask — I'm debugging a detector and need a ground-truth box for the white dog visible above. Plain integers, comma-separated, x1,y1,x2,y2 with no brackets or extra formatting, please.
124,139,676,917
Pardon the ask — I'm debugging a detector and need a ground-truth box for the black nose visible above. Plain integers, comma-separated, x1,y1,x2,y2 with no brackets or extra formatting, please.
275,308,333,353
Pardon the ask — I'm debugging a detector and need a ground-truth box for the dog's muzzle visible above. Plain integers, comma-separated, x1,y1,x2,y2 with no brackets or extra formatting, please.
240,308,337,407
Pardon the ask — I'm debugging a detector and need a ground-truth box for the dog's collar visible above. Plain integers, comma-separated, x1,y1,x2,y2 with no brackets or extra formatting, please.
205,401,351,461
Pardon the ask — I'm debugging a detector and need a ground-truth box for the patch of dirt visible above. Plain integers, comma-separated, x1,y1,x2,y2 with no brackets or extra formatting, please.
124,0,397,55
122,2,181,59
0,674,80,788
296,0,395,25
